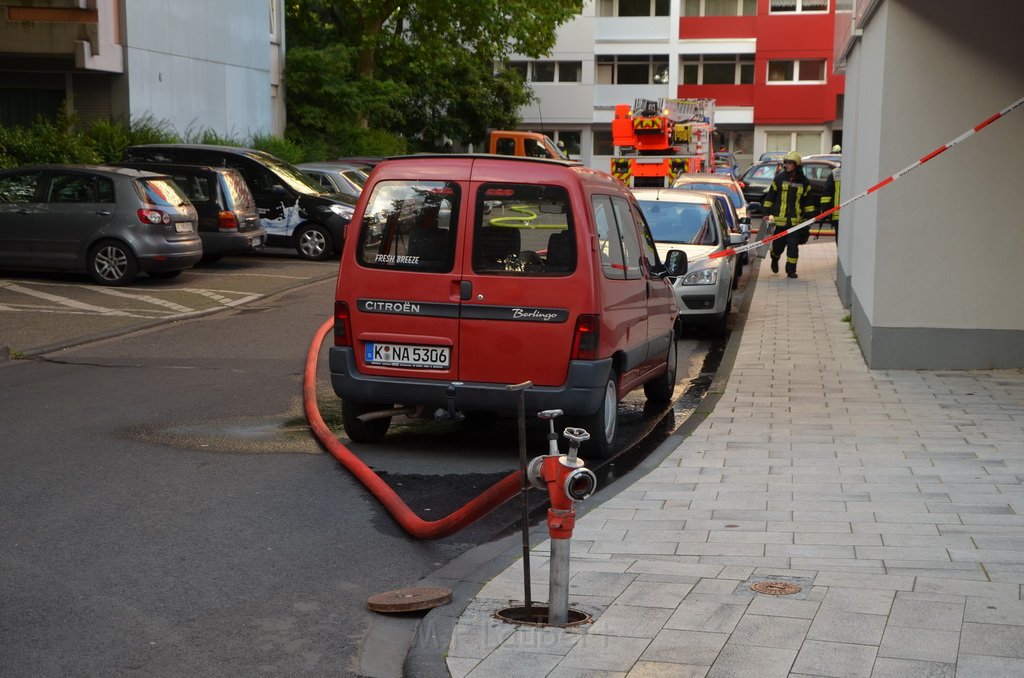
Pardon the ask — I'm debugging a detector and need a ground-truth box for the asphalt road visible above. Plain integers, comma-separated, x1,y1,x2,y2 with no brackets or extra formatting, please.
0,248,756,676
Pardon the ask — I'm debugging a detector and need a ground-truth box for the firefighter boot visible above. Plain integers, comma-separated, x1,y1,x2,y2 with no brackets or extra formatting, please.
786,260,798,279
770,257,779,273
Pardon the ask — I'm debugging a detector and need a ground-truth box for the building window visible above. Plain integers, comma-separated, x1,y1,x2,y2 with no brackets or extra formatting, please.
532,62,556,82
268,0,280,40
682,54,755,85
766,131,822,157
552,130,582,156
767,59,827,83
593,127,614,155
598,0,670,16
558,62,582,83
683,0,757,16
597,55,669,85
510,61,581,84
770,0,829,12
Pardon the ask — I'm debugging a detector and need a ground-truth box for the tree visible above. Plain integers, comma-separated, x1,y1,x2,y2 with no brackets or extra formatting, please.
284,0,583,156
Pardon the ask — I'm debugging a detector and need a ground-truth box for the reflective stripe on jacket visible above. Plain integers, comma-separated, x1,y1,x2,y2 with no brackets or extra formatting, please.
763,172,815,224
820,168,841,222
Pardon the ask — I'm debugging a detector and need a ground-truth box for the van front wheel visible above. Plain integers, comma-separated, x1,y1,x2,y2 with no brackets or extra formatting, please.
295,223,333,261
341,400,392,443
578,372,619,459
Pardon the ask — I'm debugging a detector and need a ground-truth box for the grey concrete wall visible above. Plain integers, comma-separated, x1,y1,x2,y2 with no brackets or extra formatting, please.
122,0,274,140
844,0,1024,369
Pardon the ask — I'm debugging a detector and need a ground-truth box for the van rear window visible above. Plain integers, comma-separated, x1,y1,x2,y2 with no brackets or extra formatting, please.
357,180,459,272
473,184,574,276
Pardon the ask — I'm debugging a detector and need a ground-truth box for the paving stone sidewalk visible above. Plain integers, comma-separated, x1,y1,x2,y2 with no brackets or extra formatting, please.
445,240,1024,678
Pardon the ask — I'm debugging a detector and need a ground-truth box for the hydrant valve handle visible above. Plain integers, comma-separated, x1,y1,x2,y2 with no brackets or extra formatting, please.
563,427,590,444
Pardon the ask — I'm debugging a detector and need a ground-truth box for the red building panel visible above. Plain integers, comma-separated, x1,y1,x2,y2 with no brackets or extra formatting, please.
677,0,844,126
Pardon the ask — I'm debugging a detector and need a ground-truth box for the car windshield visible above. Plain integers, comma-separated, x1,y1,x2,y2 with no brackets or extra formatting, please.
639,200,718,246
139,177,191,207
264,158,326,196
677,182,743,208
746,165,779,180
342,169,368,189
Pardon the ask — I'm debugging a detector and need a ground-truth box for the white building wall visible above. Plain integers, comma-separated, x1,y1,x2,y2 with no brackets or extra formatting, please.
843,0,1024,368
122,0,275,140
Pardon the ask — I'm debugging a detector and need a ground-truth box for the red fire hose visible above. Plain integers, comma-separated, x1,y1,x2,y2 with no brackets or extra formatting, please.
304,318,521,540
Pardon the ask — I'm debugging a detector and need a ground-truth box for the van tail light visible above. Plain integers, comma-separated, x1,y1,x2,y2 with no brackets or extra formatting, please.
570,314,600,360
138,208,170,225
334,301,352,347
218,210,240,231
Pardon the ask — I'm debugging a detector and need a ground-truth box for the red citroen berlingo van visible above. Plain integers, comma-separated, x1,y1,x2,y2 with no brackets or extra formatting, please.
329,155,686,457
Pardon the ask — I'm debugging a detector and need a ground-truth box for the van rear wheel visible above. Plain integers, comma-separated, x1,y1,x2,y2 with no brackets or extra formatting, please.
341,400,392,443
578,371,619,459
644,339,677,403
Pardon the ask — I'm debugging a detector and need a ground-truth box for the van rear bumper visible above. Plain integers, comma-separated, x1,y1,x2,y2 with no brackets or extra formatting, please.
329,347,612,415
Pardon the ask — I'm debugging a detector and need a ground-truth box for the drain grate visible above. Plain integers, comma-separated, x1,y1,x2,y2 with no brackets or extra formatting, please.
750,581,802,596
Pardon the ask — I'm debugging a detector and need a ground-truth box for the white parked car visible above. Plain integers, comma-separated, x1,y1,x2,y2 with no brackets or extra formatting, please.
633,188,742,334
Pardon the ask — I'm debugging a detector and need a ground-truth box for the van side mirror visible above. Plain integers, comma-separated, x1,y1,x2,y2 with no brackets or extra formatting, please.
664,249,687,277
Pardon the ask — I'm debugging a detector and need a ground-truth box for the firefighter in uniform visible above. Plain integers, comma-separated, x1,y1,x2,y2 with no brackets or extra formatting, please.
763,151,816,279
819,167,841,238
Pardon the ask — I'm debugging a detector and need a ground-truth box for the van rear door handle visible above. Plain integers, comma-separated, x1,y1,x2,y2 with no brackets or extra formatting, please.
459,280,473,300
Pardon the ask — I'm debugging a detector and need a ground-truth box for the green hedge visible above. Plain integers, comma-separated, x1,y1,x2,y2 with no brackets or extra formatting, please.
0,112,344,169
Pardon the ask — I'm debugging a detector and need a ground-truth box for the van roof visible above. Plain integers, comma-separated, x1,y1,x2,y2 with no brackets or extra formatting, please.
379,153,582,167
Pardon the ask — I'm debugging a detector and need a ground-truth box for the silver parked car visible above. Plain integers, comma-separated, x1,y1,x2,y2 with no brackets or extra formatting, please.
0,165,202,285
298,162,370,200
633,188,742,334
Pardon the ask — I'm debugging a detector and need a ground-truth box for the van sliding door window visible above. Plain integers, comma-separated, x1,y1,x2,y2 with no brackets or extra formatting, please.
473,184,574,275
357,180,459,272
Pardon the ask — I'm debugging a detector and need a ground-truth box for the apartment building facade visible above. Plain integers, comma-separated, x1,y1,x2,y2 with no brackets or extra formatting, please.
0,0,285,139
510,0,844,173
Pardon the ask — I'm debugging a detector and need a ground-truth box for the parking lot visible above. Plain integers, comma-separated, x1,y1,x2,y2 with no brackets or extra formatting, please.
0,249,339,357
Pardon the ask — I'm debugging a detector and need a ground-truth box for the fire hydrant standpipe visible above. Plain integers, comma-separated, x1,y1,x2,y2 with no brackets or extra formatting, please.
304,318,521,540
529,419,598,625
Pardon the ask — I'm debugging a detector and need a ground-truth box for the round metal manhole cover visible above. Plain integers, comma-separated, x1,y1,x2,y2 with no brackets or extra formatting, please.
750,581,802,596
495,606,591,627
367,587,452,613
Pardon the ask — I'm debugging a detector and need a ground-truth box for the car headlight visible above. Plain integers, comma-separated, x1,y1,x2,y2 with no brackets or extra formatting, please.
329,203,354,219
681,267,719,286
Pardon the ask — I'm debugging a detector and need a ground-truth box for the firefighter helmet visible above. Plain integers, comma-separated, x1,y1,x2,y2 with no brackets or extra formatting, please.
783,151,802,165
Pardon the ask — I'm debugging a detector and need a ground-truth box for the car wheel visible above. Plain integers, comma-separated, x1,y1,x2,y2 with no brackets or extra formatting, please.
578,371,619,459
643,337,677,403
148,270,183,279
295,223,333,261
88,240,138,286
341,399,392,443
713,296,733,336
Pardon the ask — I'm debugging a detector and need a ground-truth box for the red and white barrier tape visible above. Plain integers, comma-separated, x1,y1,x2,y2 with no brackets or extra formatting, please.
708,94,1024,261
